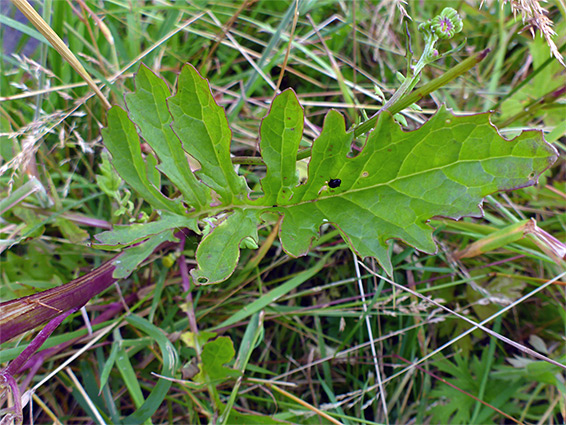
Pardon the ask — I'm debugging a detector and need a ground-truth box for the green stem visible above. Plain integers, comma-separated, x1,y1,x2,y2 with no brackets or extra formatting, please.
412,34,438,76
354,48,490,136
380,73,421,114
496,85,566,128
232,48,490,166
490,40,566,111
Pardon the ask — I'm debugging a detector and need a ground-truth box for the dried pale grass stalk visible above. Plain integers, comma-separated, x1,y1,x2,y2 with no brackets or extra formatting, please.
484,0,566,67
10,0,112,109
369,0,409,62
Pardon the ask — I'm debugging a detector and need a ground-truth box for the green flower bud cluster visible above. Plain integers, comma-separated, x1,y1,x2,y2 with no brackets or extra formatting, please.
377,7,464,113
419,7,463,42
414,7,463,73
433,7,463,39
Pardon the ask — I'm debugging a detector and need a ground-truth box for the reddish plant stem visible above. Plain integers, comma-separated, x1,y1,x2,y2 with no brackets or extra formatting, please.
0,256,120,344
0,232,186,344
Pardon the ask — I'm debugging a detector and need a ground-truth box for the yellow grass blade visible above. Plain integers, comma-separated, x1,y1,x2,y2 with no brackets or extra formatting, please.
11,0,112,110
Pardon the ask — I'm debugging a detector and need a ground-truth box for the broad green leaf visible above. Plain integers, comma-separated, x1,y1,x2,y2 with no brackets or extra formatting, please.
191,209,258,285
99,64,557,284
101,106,184,214
125,65,210,210
256,89,304,205
274,105,556,275
168,64,249,204
193,336,240,384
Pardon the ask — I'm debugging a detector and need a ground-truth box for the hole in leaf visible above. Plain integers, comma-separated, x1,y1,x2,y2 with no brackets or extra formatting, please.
347,138,365,158
197,277,208,284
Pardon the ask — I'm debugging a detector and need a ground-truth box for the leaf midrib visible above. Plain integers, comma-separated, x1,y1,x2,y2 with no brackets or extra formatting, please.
189,154,534,218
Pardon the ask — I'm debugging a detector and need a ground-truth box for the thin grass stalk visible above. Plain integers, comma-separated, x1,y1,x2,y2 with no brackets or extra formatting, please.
10,0,111,110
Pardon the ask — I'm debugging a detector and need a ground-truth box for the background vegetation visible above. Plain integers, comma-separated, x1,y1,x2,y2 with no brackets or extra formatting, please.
1,0,565,423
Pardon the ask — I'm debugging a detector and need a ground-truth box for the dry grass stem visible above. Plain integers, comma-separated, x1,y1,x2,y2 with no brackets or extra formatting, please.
10,0,112,109
499,0,565,66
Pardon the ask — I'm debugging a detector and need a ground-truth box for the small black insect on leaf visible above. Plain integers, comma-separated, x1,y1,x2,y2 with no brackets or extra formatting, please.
328,179,341,188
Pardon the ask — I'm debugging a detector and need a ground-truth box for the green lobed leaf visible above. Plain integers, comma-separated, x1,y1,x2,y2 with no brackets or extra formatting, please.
256,89,304,205
94,211,197,248
273,104,557,275
99,64,557,283
125,64,210,210
191,209,259,285
168,64,249,205
101,106,185,214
